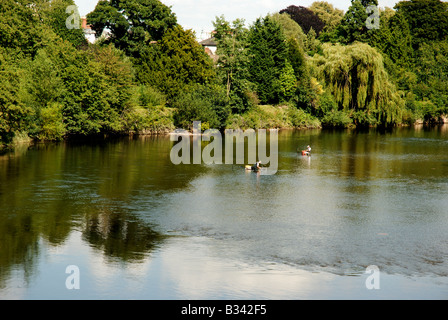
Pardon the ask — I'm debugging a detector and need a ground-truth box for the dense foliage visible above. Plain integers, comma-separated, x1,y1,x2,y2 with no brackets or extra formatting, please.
309,0,448,127
311,42,405,127
1,0,448,147
86,0,177,57
279,5,325,35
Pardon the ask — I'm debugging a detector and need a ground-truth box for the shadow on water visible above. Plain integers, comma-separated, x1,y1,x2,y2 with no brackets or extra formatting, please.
0,135,208,289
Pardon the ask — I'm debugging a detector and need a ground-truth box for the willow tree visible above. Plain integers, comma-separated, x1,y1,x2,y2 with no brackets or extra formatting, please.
309,1,344,33
311,42,405,126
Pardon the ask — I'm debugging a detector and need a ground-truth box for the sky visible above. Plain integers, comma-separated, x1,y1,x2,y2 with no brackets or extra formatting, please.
74,0,403,40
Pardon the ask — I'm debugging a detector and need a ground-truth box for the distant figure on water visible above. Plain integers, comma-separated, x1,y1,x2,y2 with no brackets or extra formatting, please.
301,145,311,156
252,161,262,171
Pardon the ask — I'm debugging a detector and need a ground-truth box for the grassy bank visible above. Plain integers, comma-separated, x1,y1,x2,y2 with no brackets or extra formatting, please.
124,104,176,135
225,105,321,130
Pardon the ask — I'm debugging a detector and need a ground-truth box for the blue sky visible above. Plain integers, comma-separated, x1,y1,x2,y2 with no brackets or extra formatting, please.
74,0,403,39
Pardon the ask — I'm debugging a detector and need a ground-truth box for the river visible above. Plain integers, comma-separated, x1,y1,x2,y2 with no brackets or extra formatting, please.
1,126,447,299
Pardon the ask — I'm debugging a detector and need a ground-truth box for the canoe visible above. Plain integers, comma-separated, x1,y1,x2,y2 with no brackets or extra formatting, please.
301,150,310,156
245,165,260,172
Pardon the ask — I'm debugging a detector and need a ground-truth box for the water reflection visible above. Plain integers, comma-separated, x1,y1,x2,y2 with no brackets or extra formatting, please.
0,136,198,290
82,206,165,263
1,126,448,299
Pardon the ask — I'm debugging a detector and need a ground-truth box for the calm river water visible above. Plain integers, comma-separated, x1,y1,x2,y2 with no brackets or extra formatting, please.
1,126,448,300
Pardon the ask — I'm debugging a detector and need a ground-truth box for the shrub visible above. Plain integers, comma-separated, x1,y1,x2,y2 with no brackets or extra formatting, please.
123,105,175,134
39,102,66,140
172,84,228,130
137,85,166,108
321,109,353,128
225,105,320,130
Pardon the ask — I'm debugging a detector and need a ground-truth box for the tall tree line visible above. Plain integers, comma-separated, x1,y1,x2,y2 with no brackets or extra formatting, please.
1,0,448,147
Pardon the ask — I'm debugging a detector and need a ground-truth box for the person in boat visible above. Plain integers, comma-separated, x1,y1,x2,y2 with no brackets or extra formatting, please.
306,145,311,154
251,161,262,171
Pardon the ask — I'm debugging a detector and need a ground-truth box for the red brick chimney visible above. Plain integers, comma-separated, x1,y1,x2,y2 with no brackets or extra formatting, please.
81,17,88,29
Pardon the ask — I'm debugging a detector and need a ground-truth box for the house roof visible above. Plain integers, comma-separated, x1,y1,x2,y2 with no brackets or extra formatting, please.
199,37,217,47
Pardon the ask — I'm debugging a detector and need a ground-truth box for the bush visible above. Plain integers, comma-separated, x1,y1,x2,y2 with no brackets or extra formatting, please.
137,85,166,108
405,94,447,124
228,80,259,114
321,109,353,128
39,102,66,140
313,90,337,118
287,106,321,128
123,105,175,134
225,105,320,130
171,84,229,130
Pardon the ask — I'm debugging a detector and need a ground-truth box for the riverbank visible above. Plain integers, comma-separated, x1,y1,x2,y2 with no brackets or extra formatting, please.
225,105,321,130
1,104,319,150
131,104,322,133
2,104,448,151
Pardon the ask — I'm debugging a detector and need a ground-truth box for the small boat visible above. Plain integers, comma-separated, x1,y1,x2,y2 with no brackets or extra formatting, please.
245,165,262,172
301,150,310,156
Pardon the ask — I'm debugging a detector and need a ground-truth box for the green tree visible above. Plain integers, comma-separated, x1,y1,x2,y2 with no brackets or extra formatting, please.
394,0,448,48
20,48,67,138
311,42,405,126
365,8,416,112
286,37,307,81
279,5,325,35
411,41,448,120
305,27,322,55
309,1,344,33
0,49,31,144
24,49,66,110
87,0,177,58
275,61,297,102
87,45,135,113
172,84,226,130
213,16,249,98
270,13,307,48
137,25,215,99
0,1,83,143
51,41,135,135
39,102,66,140
379,7,396,22
39,0,87,48
368,11,413,68
247,17,288,105
334,0,375,44
0,0,48,57
0,0,171,143
285,37,315,110
212,16,255,113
